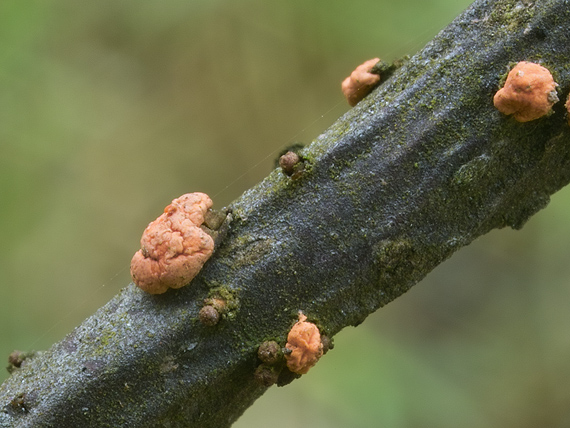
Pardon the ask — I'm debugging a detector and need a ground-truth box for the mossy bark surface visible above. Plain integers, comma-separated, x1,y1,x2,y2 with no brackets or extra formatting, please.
2,0,570,426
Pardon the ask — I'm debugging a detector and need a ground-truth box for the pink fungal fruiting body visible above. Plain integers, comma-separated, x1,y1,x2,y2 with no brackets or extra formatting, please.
341,58,381,107
130,192,214,294
493,61,559,122
284,313,323,375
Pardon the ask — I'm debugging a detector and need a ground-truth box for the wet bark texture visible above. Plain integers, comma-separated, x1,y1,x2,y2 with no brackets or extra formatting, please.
2,0,570,426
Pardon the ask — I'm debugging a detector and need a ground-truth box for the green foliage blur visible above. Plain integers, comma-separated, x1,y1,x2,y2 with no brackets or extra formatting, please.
1,1,569,426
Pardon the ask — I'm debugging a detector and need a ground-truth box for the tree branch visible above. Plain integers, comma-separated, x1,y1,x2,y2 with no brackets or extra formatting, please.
2,0,570,426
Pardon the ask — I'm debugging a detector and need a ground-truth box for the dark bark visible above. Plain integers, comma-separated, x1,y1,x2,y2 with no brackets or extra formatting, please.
2,0,570,426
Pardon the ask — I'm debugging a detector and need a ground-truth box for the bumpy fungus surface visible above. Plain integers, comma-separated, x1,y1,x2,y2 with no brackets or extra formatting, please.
199,305,220,326
257,341,281,365
341,58,381,107
493,61,559,122
279,151,301,176
130,192,214,294
284,313,323,375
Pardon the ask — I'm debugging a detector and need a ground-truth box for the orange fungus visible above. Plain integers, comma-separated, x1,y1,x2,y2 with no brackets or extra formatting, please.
284,313,323,375
493,61,558,122
130,192,214,294
341,58,381,107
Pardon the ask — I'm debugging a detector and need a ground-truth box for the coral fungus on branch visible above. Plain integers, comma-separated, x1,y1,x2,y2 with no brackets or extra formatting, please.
341,58,381,106
284,313,323,375
493,61,559,122
130,192,214,294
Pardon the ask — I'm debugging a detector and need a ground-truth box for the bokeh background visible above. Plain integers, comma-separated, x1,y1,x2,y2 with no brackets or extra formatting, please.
1,0,569,426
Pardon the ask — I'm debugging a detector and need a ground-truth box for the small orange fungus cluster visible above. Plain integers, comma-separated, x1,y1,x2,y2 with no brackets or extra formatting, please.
284,313,323,375
130,192,214,294
341,58,381,107
493,61,559,122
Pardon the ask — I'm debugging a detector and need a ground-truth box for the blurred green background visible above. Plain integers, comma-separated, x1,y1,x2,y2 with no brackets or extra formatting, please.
1,0,569,426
